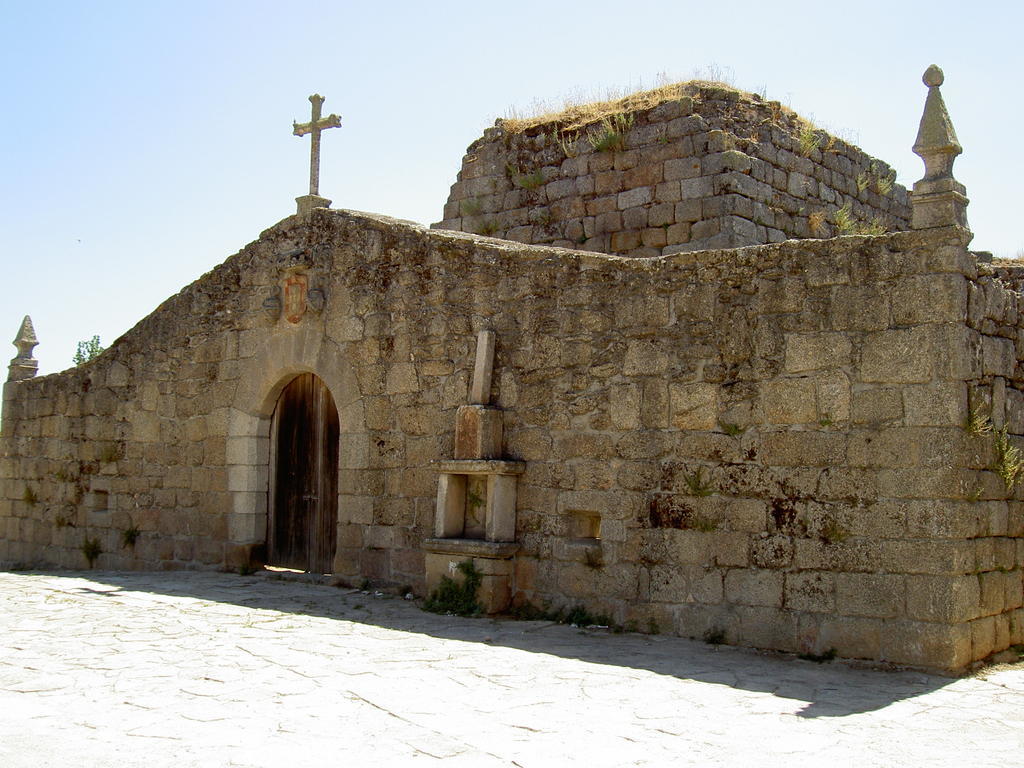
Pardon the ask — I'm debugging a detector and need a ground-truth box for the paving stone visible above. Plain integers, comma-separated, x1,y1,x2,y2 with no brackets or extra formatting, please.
0,571,1021,768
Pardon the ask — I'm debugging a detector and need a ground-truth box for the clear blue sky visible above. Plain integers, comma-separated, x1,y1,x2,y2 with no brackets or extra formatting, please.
2,0,1020,375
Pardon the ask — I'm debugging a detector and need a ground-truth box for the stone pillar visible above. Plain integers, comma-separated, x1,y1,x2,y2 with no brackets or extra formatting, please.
424,328,524,613
7,316,38,382
910,65,969,231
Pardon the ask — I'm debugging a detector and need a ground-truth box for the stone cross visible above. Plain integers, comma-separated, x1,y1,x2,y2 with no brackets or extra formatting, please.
911,65,969,231
8,315,38,382
293,94,341,217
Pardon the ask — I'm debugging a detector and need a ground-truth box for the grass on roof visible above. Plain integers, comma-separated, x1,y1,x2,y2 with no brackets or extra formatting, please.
499,79,799,134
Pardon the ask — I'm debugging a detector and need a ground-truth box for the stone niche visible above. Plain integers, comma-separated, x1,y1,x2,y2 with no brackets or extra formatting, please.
422,332,524,612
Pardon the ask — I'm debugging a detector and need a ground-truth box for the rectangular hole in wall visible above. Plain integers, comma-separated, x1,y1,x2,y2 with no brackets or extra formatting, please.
569,510,601,542
91,490,109,513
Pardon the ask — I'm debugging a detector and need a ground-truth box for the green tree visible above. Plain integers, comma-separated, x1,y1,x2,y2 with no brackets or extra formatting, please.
73,336,103,365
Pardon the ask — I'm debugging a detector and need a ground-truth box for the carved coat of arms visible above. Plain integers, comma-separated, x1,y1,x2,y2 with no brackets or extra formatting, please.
283,274,308,324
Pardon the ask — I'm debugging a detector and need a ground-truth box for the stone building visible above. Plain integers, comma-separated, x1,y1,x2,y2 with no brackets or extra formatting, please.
434,80,910,254
2,69,1021,672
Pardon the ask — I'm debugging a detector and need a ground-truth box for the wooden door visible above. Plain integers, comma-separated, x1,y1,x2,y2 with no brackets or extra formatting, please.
269,373,339,573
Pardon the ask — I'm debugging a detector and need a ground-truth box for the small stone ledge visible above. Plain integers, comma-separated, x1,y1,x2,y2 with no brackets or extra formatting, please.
434,459,526,475
422,538,520,559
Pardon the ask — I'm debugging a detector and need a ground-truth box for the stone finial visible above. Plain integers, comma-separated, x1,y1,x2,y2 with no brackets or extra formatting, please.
911,65,970,231
8,315,39,381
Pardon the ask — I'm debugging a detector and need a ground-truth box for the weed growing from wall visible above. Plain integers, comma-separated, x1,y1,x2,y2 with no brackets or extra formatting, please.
551,128,580,158
682,467,714,497
475,218,500,237
81,537,102,568
808,210,826,236
459,198,482,217
876,170,896,196
73,336,103,366
121,520,141,549
513,168,546,190
834,203,855,234
423,560,483,617
994,426,1024,491
798,124,822,157
587,113,633,153
703,627,726,644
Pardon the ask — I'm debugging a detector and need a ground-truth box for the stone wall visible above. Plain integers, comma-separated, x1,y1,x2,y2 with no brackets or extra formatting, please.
1,209,1020,672
433,82,911,256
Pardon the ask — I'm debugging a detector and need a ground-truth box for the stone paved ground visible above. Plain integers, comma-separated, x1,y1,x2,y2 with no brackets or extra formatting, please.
1,571,1022,767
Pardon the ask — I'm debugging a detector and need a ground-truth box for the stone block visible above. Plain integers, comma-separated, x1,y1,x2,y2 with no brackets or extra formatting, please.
830,285,889,331
648,202,675,227
971,615,996,660
847,428,922,468
385,363,419,394
434,473,466,537
904,500,982,539
228,512,266,543
784,333,851,372
485,474,517,543
610,231,642,251
902,382,967,427
617,187,651,209
904,574,979,622
664,157,701,181
751,535,793,569
815,371,850,423
835,573,903,618
641,228,668,248
624,340,669,375
891,274,968,324
674,199,702,223
470,329,496,405
226,435,269,466
586,195,618,216
983,336,1015,377
423,544,517,613
702,150,752,175
759,377,817,424
734,605,799,653
594,170,624,195
594,211,622,234
785,571,835,613
622,206,649,230
815,616,882,660
978,571,1006,616
759,431,846,467
454,405,503,460
669,383,717,430
724,569,783,607
344,495,374,526
609,383,641,430
880,620,972,671
226,465,266,493
860,327,934,383
679,176,713,199
131,411,161,443
649,563,723,604
339,433,369,469
880,538,974,573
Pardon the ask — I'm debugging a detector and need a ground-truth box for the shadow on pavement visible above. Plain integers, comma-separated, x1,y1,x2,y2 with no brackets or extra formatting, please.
29,569,951,719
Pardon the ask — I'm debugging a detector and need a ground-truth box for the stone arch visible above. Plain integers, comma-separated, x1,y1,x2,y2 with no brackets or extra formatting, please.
226,325,365,572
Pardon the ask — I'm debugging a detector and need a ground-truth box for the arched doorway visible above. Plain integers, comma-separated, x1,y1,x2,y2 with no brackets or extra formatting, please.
268,373,339,573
